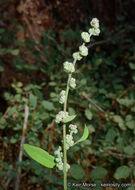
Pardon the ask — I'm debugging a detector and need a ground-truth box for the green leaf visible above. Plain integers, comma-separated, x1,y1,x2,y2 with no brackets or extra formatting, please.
114,166,131,179
29,94,37,108
124,146,134,155
62,115,76,123
69,164,85,180
42,100,55,111
129,62,135,70
74,125,89,145
126,120,135,130
105,128,117,142
90,167,107,180
85,109,93,120
9,49,19,56
23,144,55,168
113,115,126,130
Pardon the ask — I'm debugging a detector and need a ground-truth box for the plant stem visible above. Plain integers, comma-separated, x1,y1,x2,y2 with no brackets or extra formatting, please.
63,60,76,190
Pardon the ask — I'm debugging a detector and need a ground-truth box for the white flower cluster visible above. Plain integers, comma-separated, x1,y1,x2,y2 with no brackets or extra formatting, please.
79,44,88,57
54,146,63,171
69,124,78,135
54,146,70,171
63,61,75,73
66,134,74,150
89,18,100,36
65,124,78,150
73,52,82,61
59,90,66,104
90,18,99,29
81,32,90,43
55,111,69,123
75,18,100,59
69,77,76,89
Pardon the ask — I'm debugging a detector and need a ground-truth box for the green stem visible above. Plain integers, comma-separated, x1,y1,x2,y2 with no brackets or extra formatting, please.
63,60,76,190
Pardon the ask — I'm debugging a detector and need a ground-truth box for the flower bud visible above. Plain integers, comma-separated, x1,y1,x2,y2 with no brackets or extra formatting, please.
90,18,99,29
69,77,76,89
81,32,90,43
73,52,82,61
63,61,75,73
79,44,88,57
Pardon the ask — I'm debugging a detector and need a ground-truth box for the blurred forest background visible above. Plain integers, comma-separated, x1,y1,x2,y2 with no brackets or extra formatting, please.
0,0,135,189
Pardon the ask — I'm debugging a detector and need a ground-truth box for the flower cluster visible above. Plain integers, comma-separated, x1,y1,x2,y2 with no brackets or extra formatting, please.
73,52,82,61
69,124,78,135
55,111,69,124
69,77,76,89
63,61,75,73
59,90,66,104
65,124,78,150
54,146,70,171
55,18,100,172
89,18,100,36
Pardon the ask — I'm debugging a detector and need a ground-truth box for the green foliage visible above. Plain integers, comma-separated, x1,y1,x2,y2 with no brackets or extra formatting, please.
114,166,131,179
69,164,85,180
90,167,107,180
74,126,89,145
23,144,55,168
62,115,76,123
1,9,135,187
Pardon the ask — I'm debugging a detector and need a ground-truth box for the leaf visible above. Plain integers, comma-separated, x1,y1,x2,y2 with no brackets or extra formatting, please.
129,62,135,70
74,125,89,145
9,49,19,56
85,109,93,120
62,115,76,123
42,100,55,111
113,115,126,130
29,94,37,108
90,167,107,180
23,144,55,168
126,120,135,130
69,164,85,180
114,166,131,179
124,146,134,155
105,128,117,142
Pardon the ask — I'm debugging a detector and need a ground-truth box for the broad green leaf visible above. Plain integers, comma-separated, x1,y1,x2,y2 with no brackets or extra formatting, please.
23,144,55,168
69,164,85,180
85,109,93,120
90,167,107,180
124,146,134,155
74,125,89,145
29,94,37,108
62,115,76,123
114,166,131,179
42,100,55,111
